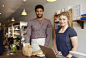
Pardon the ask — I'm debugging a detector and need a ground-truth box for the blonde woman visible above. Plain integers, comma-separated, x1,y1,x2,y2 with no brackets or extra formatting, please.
54,11,78,58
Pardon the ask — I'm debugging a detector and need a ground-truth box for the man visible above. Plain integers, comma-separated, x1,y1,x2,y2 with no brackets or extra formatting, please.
25,5,52,52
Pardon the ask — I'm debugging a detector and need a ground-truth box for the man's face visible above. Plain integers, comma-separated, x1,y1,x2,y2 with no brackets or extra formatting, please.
35,8,44,18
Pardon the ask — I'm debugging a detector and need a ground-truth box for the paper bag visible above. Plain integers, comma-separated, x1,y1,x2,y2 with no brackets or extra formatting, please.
22,43,32,57
32,50,43,56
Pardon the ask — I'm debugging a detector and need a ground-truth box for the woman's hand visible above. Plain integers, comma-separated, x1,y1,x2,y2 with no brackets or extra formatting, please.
66,54,72,58
55,51,62,55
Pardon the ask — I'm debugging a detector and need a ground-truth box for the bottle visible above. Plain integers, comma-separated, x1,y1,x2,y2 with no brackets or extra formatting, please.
11,40,17,53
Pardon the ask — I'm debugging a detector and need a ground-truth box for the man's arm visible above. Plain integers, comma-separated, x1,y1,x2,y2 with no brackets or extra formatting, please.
44,20,52,47
25,21,31,43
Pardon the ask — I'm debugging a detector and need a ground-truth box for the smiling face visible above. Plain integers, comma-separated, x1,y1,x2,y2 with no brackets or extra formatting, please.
59,15,69,27
35,8,44,18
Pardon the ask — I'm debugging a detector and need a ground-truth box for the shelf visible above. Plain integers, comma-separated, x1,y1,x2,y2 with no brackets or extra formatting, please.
54,29,57,30
55,21,59,23
9,29,12,30
73,19,86,29
14,33,20,35
13,23,20,26
54,15,58,17
8,21,28,46
14,25,20,27
14,29,20,30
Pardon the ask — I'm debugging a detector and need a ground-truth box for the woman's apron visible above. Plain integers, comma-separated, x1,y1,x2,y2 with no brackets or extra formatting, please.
56,27,74,58
31,38,45,52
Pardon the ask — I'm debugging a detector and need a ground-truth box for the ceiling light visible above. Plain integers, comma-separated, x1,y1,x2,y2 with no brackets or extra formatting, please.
23,0,26,2
0,13,1,14
11,17,15,21
2,5,4,7
47,0,56,2
21,9,27,16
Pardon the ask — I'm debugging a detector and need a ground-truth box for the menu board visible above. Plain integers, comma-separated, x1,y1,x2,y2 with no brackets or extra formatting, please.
73,5,81,17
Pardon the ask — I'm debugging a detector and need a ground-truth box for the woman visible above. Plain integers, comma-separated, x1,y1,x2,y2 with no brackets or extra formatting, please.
54,11,78,58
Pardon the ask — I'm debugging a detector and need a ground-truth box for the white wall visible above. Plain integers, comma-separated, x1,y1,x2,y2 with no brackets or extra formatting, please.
17,0,86,53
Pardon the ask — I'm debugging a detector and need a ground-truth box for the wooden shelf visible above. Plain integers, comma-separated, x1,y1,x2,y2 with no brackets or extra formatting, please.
9,29,12,30
14,29,20,30
54,29,57,30
13,23,20,26
54,15,58,16
55,21,59,23
73,19,86,29
14,33,20,35
14,25,20,27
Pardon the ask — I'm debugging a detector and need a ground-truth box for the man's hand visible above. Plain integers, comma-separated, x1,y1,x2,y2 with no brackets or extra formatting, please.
55,51,62,55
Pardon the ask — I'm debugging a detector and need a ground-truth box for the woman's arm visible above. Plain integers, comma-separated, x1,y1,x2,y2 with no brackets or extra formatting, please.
66,36,78,57
54,34,58,53
54,34,62,55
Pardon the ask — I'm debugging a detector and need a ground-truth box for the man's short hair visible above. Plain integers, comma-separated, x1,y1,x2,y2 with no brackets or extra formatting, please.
35,5,44,12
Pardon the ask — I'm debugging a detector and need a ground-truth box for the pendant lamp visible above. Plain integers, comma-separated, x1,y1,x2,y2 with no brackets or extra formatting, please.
21,9,27,15
47,0,56,2
11,17,15,21
21,0,27,15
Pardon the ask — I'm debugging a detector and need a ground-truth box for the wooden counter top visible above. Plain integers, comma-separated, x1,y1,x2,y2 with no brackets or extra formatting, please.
0,49,46,58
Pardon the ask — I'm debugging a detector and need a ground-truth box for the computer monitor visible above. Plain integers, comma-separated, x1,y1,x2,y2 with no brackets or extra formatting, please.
39,45,66,58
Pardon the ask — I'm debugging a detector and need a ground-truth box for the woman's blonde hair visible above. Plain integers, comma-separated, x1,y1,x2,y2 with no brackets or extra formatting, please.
59,11,72,27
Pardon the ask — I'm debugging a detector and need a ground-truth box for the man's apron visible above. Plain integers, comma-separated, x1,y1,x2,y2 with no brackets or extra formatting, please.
31,38,45,52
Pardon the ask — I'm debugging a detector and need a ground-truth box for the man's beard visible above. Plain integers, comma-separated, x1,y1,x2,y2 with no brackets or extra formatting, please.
37,14,43,18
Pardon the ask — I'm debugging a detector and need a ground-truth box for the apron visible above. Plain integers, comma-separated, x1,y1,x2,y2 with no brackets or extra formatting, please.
56,26,74,58
31,38,45,52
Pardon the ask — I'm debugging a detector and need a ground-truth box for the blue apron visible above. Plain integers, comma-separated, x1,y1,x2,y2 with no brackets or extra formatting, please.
56,26,74,58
